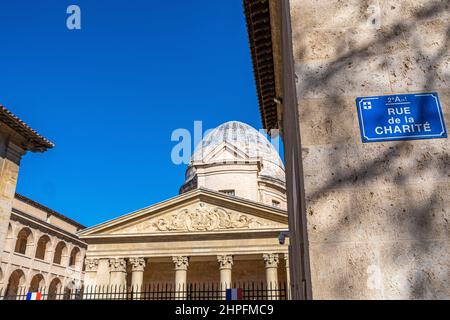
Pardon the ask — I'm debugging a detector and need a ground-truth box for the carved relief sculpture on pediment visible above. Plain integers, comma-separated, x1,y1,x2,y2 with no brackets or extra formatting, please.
111,202,283,235
153,203,273,232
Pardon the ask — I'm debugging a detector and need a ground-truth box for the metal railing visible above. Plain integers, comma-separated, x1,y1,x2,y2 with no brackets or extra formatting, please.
1,282,288,300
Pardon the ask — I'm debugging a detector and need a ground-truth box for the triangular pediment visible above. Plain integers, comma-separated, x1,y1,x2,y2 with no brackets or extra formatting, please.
108,202,285,235
202,142,249,163
79,189,287,238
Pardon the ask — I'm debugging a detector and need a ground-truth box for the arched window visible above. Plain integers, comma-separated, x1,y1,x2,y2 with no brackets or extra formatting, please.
5,269,26,299
48,278,62,300
14,228,33,255
69,247,80,267
29,274,45,292
53,241,67,265
35,235,51,260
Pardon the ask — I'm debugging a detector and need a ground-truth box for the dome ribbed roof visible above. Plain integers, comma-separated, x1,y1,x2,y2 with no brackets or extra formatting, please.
185,121,285,183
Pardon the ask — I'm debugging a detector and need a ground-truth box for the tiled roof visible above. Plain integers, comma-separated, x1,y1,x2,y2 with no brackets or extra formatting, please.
0,105,54,152
243,0,278,130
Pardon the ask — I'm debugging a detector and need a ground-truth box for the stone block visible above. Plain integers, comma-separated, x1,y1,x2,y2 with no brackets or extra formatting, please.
379,240,450,299
309,242,382,299
295,55,391,99
294,28,349,62
386,50,450,92
290,0,373,30
380,0,450,26
298,98,356,146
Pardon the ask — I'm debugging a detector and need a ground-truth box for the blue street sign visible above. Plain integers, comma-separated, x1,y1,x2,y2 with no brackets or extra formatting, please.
356,92,447,143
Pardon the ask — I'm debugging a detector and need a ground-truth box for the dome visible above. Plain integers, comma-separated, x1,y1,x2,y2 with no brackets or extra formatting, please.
185,121,285,184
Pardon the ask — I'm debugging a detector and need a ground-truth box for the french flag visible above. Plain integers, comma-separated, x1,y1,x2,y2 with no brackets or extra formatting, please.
226,288,243,300
26,292,42,300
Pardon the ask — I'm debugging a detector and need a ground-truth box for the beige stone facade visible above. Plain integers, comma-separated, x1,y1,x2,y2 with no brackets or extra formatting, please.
0,105,54,265
0,194,87,298
0,105,87,299
80,189,289,290
292,0,450,300
244,0,450,299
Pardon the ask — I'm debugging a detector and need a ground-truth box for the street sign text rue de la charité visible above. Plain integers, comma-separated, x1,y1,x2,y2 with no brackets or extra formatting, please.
356,92,447,143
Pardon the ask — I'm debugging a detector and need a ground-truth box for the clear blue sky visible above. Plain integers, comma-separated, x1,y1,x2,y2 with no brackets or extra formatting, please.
0,1,270,227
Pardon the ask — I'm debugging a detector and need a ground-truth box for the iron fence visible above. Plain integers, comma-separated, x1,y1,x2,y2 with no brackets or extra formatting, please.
1,282,288,300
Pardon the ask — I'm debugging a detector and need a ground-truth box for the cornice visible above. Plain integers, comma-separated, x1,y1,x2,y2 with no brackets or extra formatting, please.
79,188,287,237
11,209,87,248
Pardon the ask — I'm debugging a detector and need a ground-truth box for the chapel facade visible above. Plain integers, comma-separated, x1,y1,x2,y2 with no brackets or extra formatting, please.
79,121,290,293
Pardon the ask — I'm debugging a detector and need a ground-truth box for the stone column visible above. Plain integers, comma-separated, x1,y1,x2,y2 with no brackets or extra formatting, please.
0,143,24,263
83,258,99,295
95,258,111,286
44,237,54,263
284,253,291,300
25,233,36,256
129,257,146,299
109,258,127,297
172,256,189,300
217,255,233,290
4,225,15,253
61,244,71,266
263,253,279,300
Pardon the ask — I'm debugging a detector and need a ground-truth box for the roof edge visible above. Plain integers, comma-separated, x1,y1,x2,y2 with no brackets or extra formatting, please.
79,187,287,237
15,193,86,230
0,105,55,152
243,0,280,131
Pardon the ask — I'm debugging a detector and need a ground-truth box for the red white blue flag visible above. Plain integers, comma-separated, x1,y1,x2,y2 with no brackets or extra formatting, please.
26,292,42,300
226,288,243,300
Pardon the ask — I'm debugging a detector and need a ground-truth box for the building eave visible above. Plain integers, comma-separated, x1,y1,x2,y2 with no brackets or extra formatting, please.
0,105,55,152
243,0,281,131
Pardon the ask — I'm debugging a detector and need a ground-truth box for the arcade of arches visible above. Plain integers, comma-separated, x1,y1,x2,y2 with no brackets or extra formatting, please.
2,121,291,299
0,195,87,298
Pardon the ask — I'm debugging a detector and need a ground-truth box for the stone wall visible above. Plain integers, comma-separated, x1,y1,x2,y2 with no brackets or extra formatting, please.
1,215,86,294
12,197,82,235
290,0,450,299
143,261,175,284
139,258,286,286
0,135,22,264
0,158,19,263
196,164,261,202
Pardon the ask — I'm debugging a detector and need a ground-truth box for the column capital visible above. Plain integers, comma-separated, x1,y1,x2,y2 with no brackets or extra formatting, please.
284,253,289,263
172,256,189,271
217,255,233,270
129,257,146,272
109,258,127,272
84,258,99,272
263,253,279,268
